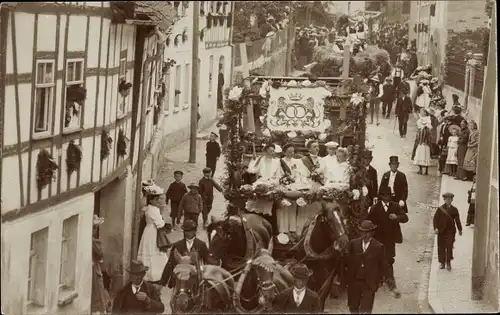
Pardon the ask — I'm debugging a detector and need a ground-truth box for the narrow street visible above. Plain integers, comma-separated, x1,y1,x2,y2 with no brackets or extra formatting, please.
152,113,441,313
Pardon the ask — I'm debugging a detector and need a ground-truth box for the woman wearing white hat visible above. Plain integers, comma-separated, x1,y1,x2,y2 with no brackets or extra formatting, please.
415,79,431,111
137,185,168,282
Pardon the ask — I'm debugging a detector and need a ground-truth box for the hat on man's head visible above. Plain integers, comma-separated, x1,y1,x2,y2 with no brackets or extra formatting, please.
210,132,218,138
141,179,155,187
289,263,313,279
442,192,455,199
187,182,199,190
363,150,373,158
203,167,212,174
378,186,392,198
389,156,399,164
370,74,380,83
174,170,184,176
325,141,339,148
385,77,393,82
126,260,149,274
263,143,276,151
358,220,377,232
181,219,197,231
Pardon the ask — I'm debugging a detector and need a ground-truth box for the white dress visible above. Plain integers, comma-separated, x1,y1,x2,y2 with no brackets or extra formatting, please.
415,85,431,108
446,136,459,165
246,156,282,215
327,161,351,185
137,205,167,281
413,117,433,167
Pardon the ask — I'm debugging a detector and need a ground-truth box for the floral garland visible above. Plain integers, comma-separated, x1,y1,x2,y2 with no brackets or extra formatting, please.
117,128,127,157
66,140,82,175
37,149,59,189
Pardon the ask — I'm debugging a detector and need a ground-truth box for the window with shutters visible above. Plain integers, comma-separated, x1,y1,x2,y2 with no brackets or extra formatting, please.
27,227,49,310
59,215,79,292
34,60,55,136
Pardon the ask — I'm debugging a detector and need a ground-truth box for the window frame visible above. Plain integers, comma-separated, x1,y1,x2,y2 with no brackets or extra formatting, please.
33,59,56,137
59,215,79,292
163,70,171,113
174,64,181,109
26,227,49,309
183,63,191,106
64,58,85,131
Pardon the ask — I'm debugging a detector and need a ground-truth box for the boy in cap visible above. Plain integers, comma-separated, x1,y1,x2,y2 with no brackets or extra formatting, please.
206,132,221,177
178,183,203,225
112,260,165,314
433,192,462,270
273,263,321,312
199,167,223,228
346,220,387,314
166,171,188,228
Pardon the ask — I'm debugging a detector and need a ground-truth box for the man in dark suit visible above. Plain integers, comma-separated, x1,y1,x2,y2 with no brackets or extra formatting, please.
346,220,387,314
199,167,223,228
366,186,409,297
379,156,409,213
395,89,413,138
155,220,211,288
273,263,321,313
206,132,221,177
363,150,378,206
381,77,396,119
433,192,463,271
112,260,165,314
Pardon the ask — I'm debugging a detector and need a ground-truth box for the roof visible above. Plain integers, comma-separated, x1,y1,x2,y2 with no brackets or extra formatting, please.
111,2,177,31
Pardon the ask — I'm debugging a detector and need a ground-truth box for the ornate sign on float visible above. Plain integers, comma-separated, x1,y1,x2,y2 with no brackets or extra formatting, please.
266,87,331,132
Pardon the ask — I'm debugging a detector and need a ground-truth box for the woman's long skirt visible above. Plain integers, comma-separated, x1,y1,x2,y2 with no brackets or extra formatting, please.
455,144,468,178
137,224,167,281
462,147,478,172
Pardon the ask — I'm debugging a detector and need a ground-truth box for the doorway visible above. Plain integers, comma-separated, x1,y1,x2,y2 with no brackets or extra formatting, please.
217,56,225,109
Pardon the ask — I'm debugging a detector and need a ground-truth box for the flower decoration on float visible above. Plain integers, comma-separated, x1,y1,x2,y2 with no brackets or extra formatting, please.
287,131,297,139
281,198,293,207
296,197,307,207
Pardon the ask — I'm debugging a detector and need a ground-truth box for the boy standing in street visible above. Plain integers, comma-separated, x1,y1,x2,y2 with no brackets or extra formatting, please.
206,132,221,177
433,192,463,271
177,183,204,226
199,168,223,228
165,171,187,229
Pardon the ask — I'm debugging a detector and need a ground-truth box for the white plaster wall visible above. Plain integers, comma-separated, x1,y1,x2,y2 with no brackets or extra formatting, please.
1,194,94,315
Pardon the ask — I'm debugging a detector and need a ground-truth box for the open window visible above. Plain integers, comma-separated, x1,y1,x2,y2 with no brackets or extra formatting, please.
34,60,55,136
65,59,85,130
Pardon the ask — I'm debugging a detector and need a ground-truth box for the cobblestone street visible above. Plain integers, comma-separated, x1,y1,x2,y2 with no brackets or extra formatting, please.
152,113,442,313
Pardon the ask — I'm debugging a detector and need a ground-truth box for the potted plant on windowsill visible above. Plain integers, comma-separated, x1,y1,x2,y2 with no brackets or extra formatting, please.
66,140,82,175
100,128,113,161
36,149,59,189
65,85,87,128
119,79,132,98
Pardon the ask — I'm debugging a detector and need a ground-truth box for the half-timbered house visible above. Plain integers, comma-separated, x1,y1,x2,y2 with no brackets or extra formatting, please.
0,2,175,314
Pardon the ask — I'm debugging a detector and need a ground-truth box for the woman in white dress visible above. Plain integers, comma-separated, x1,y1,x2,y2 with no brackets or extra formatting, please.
137,185,168,282
329,147,351,185
246,143,282,215
415,79,432,110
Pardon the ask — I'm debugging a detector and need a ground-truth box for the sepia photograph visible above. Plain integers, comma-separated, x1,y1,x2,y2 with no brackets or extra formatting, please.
0,1,497,314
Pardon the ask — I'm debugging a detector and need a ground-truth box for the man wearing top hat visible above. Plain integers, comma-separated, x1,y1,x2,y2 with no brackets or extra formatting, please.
206,132,221,177
346,220,387,314
366,186,408,295
112,260,165,314
433,192,462,271
273,263,321,313
155,220,211,288
379,156,409,214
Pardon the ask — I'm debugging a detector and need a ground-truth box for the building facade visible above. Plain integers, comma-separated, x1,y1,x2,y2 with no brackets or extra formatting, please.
0,2,175,314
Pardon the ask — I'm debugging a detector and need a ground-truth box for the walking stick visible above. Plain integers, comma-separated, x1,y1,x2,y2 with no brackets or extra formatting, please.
393,115,398,134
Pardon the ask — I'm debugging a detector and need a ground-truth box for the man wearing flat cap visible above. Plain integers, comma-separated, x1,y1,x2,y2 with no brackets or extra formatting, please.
206,132,221,177
112,260,165,314
166,171,188,228
199,167,223,228
177,183,203,225
156,220,211,288
366,186,408,296
346,220,387,314
379,156,409,214
273,263,321,312
433,192,462,270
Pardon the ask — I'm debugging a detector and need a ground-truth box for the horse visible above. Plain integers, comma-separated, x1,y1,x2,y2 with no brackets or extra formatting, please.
207,213,273,311
233,249,294,313
169,248,236,314
286,199,349,309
